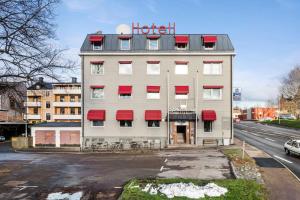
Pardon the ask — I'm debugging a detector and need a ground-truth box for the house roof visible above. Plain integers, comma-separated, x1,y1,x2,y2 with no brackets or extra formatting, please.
31,122,81,127
80,34,234,52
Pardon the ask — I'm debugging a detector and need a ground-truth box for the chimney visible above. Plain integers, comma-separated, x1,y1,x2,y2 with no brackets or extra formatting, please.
71,77,77,83
38,77,44,83
96,30,102,34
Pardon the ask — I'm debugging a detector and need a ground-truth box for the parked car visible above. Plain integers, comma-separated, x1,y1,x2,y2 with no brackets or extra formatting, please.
279,114,296,120
0,136,5,142
284,139,300,155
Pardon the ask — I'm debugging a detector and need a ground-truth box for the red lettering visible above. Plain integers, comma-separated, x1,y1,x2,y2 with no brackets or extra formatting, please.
131,22,176,35
158,26,166,34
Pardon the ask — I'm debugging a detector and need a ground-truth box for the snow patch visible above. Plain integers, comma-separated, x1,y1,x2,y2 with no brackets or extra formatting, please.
142,182,227,199
47,191,83,200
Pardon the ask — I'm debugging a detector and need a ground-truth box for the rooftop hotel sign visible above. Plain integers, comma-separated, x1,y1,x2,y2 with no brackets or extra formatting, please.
132,22,176,35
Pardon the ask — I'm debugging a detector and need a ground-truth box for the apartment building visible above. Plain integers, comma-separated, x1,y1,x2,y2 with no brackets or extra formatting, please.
25,77,81,124
80,26,235,148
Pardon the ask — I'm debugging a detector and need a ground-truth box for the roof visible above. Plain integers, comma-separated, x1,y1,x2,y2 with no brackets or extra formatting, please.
31,122,81,127
80,34,234,52
28,82,81,90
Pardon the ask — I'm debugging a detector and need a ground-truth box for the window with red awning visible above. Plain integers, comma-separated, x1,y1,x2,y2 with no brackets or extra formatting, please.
89,35,104,42
145,110,162,121
118,86,132,94
116,110,134,121
175,86,189,94
90,85,104,89
202,35,217,43
87,110,106,121
147,86,160,93
202,110,216,121
203,85,224,89
175,35,189,44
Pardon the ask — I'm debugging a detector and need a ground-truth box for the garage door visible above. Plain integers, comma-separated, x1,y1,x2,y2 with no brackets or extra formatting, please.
60,131,80,146
35,130,55,146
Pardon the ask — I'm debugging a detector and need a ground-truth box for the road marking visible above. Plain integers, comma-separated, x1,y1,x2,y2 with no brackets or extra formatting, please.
164,158,168,163
273,155,293,164
160,166,164,171
114,186,122,189
265,137,275,142
17,186,38,191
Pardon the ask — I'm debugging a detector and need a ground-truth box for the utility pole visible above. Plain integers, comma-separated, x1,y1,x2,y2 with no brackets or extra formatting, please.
278,96,281,125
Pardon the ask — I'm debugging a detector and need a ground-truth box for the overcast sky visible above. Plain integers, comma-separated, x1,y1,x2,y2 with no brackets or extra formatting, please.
55,0,300,107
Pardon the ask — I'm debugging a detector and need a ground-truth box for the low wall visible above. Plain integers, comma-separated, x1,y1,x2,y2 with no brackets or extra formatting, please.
11,137,33,149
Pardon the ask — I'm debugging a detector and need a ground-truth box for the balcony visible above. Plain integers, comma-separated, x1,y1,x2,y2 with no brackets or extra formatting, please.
53,114,81,120
24,114,41,120
24,102,41,107
53,88,81,94
53,102,81,107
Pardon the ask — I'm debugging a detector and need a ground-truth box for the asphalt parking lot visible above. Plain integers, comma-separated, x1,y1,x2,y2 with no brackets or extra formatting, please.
0,143,231,200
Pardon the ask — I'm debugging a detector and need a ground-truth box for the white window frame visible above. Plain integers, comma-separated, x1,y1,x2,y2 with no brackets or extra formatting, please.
175,43,188,50
93,42,103,50
148,39,159,50
204,121,213,132
119,93,132,99
175,64,188,75
91,120,104,127
147,63,160,75
119,120,133,127
203,89,222,100
203,42,215,50
120,39,131,50
91,63,104,75
91,88,104,99
119,63,132,75
147,120,160,128
147,92,160,99
175,94,188,99
203,63,222,75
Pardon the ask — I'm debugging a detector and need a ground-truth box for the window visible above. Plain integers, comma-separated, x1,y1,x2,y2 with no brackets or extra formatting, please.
120,120,132,127
93,42,103,50
203,63,222,75
147,120,160,127
78,108,81,115
46,113,51,120
147,92,160,99
120,39,130,50
60,108,65,114
91,63,104,75
46,91,50,96
147,63,160,75
175,64,188,74
33,96,39,102
60,96,65,102
148,39,158,50
46,101,50,108
204,42,215,49
70,107,76,115
91,88,104,99
175,94,188,99
70,95,75,102
203,89,222,100
204,121,213,132
119,94,131,99
175,43,188,50
9,99,15,109
92,120,104,127
119,63,132,75
33,107,38,114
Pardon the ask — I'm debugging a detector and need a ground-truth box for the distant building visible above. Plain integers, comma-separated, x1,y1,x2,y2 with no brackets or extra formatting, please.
240,107,277,120
280,93,300,119
24,77,81,124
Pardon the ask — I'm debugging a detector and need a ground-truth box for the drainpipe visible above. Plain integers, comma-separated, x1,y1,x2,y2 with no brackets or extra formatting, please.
81,56,84,150
167,70,170,146
195,69,199,145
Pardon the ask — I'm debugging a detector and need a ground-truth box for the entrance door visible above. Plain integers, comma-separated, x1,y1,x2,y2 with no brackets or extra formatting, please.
176,125,186,144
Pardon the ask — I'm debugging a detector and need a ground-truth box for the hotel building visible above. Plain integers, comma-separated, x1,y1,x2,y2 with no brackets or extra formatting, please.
80,29,235,148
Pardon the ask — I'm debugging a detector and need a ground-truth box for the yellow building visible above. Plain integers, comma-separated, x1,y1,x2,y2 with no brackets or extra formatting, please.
24,77,81,123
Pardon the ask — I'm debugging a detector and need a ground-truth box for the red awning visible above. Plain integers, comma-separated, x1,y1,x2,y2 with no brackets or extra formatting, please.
119,61,132,64
90,61,104,64
175,61,189,65
202,35,217,43
90,85,104,89
147,61,160,64
175,35,189,44
145,110,162,121
87,110,106,121
203,61,223,64
147,35,160,39
118,86,132,94
147,86,160,93
175,86,189,94
202,110,216,121
118,35,132,39
89,35,104,42
116,110,133,121
203,85,224,89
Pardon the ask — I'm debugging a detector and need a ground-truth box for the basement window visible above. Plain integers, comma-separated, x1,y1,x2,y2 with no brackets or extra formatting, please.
120,120,132,127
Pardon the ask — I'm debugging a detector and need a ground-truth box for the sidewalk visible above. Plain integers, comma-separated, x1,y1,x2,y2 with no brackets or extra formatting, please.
234,138,300,200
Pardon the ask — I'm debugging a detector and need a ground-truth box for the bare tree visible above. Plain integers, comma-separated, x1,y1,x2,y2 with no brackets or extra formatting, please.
280,66,300,99
0,0,75,96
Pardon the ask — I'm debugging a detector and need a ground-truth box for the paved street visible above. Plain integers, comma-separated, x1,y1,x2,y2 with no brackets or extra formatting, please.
0,143,230,200
235,121,300,179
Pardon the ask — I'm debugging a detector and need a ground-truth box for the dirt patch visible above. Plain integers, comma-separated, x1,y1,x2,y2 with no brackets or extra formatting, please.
4,180,27,187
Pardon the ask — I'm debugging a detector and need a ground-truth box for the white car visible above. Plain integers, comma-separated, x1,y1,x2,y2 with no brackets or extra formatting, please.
284,139,300,155
0,136,5,142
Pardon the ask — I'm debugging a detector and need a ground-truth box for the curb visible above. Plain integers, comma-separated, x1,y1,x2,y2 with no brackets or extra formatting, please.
229,161,240,179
